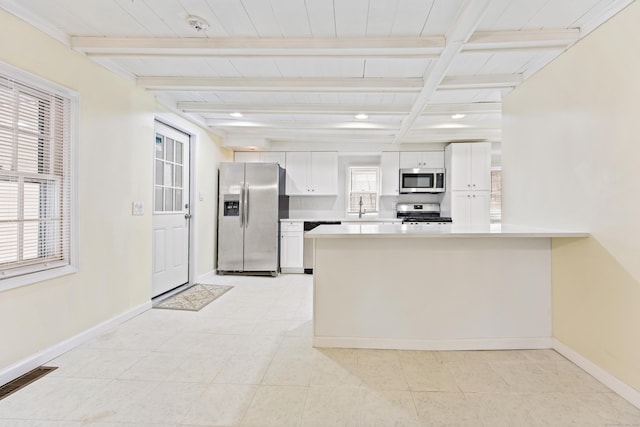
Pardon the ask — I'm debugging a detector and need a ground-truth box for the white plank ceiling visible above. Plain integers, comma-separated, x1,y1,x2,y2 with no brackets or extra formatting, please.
1,0,633,146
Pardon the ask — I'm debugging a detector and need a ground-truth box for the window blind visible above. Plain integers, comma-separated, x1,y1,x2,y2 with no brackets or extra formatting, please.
0,72,72,279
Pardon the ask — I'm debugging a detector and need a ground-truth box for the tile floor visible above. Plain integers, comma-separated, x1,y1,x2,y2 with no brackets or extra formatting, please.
1,273,640,427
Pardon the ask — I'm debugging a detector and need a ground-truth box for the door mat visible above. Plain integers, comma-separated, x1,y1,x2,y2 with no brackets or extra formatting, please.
154,284,233,311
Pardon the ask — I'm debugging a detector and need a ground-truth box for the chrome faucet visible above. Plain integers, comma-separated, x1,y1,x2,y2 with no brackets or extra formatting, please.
358,196,364,218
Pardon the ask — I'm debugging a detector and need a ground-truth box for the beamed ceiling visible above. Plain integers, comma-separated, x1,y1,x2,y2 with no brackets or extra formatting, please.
1,0,633,148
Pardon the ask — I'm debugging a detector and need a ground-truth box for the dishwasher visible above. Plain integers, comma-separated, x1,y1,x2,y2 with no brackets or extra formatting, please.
303,221,341,274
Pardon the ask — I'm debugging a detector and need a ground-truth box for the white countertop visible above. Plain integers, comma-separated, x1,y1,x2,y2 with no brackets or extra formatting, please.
305,223,588,238
281,217,402,223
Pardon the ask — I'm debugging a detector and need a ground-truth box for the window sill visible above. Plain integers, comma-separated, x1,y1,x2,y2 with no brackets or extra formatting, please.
0,265,78,293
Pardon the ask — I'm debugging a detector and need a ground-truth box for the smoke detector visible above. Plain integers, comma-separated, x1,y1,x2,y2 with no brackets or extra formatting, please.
186,15,209,32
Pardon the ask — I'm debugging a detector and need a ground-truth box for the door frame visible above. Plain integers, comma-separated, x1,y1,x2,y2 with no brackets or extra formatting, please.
153,116,198,293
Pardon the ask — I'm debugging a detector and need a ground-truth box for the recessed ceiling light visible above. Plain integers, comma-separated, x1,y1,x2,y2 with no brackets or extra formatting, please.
355,113,369,120
186,15,209,32
230,112,243,118
451,113,465,119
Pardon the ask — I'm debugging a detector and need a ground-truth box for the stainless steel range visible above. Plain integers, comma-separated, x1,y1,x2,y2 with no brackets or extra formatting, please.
396,203,452,224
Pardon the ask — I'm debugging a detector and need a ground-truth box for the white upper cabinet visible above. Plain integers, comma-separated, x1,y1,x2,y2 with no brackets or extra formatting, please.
399,151,445,169
446,143,491,191
285,151,338,196
234,151,260,163
234,151,286,167
261,152,286,166
380,152,400,196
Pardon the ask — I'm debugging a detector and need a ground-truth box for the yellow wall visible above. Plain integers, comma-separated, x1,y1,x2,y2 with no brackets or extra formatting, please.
0,9,230,374
502,2,640,390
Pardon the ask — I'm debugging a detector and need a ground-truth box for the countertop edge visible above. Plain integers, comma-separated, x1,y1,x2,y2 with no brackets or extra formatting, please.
305,224,589,239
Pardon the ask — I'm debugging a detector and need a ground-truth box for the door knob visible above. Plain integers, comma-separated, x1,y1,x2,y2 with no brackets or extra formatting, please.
185,213,192,219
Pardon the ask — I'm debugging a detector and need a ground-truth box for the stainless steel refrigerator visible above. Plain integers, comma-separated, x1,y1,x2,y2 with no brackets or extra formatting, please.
217,162,288,275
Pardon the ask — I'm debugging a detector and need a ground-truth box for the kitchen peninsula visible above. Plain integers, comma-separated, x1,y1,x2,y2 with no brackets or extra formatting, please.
306,223,587,351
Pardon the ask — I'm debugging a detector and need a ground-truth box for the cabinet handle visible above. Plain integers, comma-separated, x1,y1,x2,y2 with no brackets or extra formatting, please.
467,184,471,187
472,184,476,187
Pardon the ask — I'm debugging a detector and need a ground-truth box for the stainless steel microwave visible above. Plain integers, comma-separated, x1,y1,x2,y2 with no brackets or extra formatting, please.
399,168,445,193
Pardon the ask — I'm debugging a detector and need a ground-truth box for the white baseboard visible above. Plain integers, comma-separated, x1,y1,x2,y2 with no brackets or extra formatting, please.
0,301,151,387
313,336,552,351
552,338,640,410
196,270,217,283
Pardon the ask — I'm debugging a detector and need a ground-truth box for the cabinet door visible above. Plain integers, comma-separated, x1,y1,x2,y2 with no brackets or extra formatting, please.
469,143,491,191
285,152,310,195
421,151,445,168
310,152,338,195
234,151,261,162
448,144,472,191
469,191,491,225
281,231,303,269
451,191,472,224
451,191,490,226
399,152,422,168
380,152,400,195
261,151,286,167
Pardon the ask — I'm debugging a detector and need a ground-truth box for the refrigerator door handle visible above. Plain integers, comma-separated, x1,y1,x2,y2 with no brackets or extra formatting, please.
245,186,250,226
239,186,245,228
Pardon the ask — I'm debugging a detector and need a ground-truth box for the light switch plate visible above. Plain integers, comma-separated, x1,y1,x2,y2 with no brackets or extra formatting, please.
132,201,144,216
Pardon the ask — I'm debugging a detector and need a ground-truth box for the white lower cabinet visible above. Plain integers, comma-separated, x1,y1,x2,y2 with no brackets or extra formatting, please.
450,191,490,226
280,221,304,273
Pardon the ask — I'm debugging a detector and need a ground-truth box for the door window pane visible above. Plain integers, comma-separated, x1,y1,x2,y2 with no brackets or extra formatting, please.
165,138,174,162
175,141,183,164
155,135,164,159
175,165,182,188
175,189,182,210
164,188,174,211
155,160,163,185
154,186,163,212
163,163,173,186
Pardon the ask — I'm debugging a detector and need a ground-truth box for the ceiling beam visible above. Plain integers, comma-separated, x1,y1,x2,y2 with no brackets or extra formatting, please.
71,29,583,59
138,77,425,92
178,103,411,115
178,101,502,116
440,74,523,90
204,119,402,131
463,29,580,51
71,36,444,58
423,102,501,114
392,0,493,144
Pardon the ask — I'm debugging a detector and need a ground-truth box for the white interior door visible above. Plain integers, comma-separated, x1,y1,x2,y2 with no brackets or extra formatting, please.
152,121,190,297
